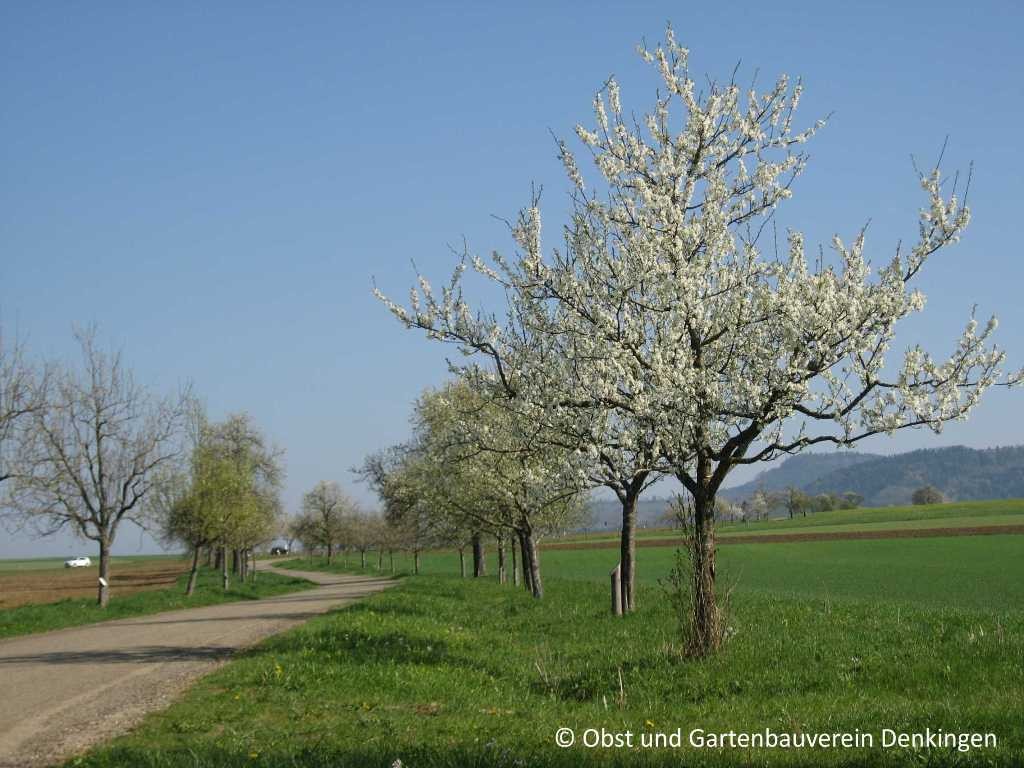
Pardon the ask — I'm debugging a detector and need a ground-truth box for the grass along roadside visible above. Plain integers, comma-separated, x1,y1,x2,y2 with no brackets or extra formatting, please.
0,566,316,640
71,569,1024,767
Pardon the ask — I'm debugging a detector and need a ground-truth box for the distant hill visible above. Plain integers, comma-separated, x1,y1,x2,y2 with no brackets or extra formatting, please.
582,445,1024,528
718,452,881,502
801,445,1024,506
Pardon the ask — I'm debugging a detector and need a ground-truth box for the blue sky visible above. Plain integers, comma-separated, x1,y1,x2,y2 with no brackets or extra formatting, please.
2,2,1022,556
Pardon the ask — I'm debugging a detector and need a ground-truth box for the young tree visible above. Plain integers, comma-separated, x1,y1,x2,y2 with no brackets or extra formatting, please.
785,487,811,519
200,413,284,589
300,481,351,564
378,27,1021,653
348,511,380,569
9,330,189,606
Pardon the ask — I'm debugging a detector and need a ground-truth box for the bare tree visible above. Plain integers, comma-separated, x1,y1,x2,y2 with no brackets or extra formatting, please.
8,329,189,606
0,328,42,485
300,481,352,564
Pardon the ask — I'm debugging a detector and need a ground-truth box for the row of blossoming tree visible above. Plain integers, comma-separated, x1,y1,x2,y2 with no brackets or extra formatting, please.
375,27,1021,655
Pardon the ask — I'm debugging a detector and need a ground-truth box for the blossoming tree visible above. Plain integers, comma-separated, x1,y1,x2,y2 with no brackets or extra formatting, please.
378,27,1021,654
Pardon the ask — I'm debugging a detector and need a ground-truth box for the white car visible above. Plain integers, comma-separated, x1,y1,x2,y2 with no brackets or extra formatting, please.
64,556,92,568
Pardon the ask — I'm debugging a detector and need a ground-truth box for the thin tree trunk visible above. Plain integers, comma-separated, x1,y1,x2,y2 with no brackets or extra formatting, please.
250,550,257,583
214,546,223,570
458,547,466,578
327,542,333,565
186,545,200,596
232,548,240,575
511,539,519,587
413,549,420,575
97,537,111,607
378,549,384,570
360,550,366,569
472,532,485,577
524,530,543,599
221,545,229,590
497,537,506,584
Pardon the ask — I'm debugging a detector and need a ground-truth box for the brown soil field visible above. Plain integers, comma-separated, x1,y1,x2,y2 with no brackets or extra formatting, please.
543,524,1024,551
0,559,190,609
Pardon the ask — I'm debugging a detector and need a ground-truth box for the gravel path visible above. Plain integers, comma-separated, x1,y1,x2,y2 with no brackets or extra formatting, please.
0,564,395,767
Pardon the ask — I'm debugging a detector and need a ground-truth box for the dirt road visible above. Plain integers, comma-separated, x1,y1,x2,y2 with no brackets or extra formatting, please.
0,564,394,767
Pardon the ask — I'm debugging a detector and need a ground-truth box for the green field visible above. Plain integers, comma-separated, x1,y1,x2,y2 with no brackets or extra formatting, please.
73,527,1024,768
0,567,316,639
0,553,184,572
563,499,1024,545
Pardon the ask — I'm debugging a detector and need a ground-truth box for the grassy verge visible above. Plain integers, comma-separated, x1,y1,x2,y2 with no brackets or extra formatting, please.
0,566,316,640
71,566,1024,767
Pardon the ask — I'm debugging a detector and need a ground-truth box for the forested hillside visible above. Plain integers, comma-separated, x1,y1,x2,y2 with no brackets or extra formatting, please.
802,445,1024,506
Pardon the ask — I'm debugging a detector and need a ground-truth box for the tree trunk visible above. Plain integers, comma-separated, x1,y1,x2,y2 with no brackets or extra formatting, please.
186,545,200,596
690,491,721,656
497,538,506,584
511,539,519,587
327,542,333,565
518,531,532,594
221,545,229,590
472,532,485,577
250,550,257,583
523,530,543,599
232,548,240,575
360,550,366,569
619,486,641,613
214,546,223,570
413,549,421,575
458,547,466,578
378,549,384,570
97,538,111,607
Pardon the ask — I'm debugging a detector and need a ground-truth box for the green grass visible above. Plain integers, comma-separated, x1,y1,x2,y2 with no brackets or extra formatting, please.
75,537,1024,767
0,566,316,640
717,499,1024,534
282,535,1024,612
561,499,1024,545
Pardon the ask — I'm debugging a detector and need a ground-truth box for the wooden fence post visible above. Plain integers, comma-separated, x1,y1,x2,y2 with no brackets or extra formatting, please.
611,563,623,616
